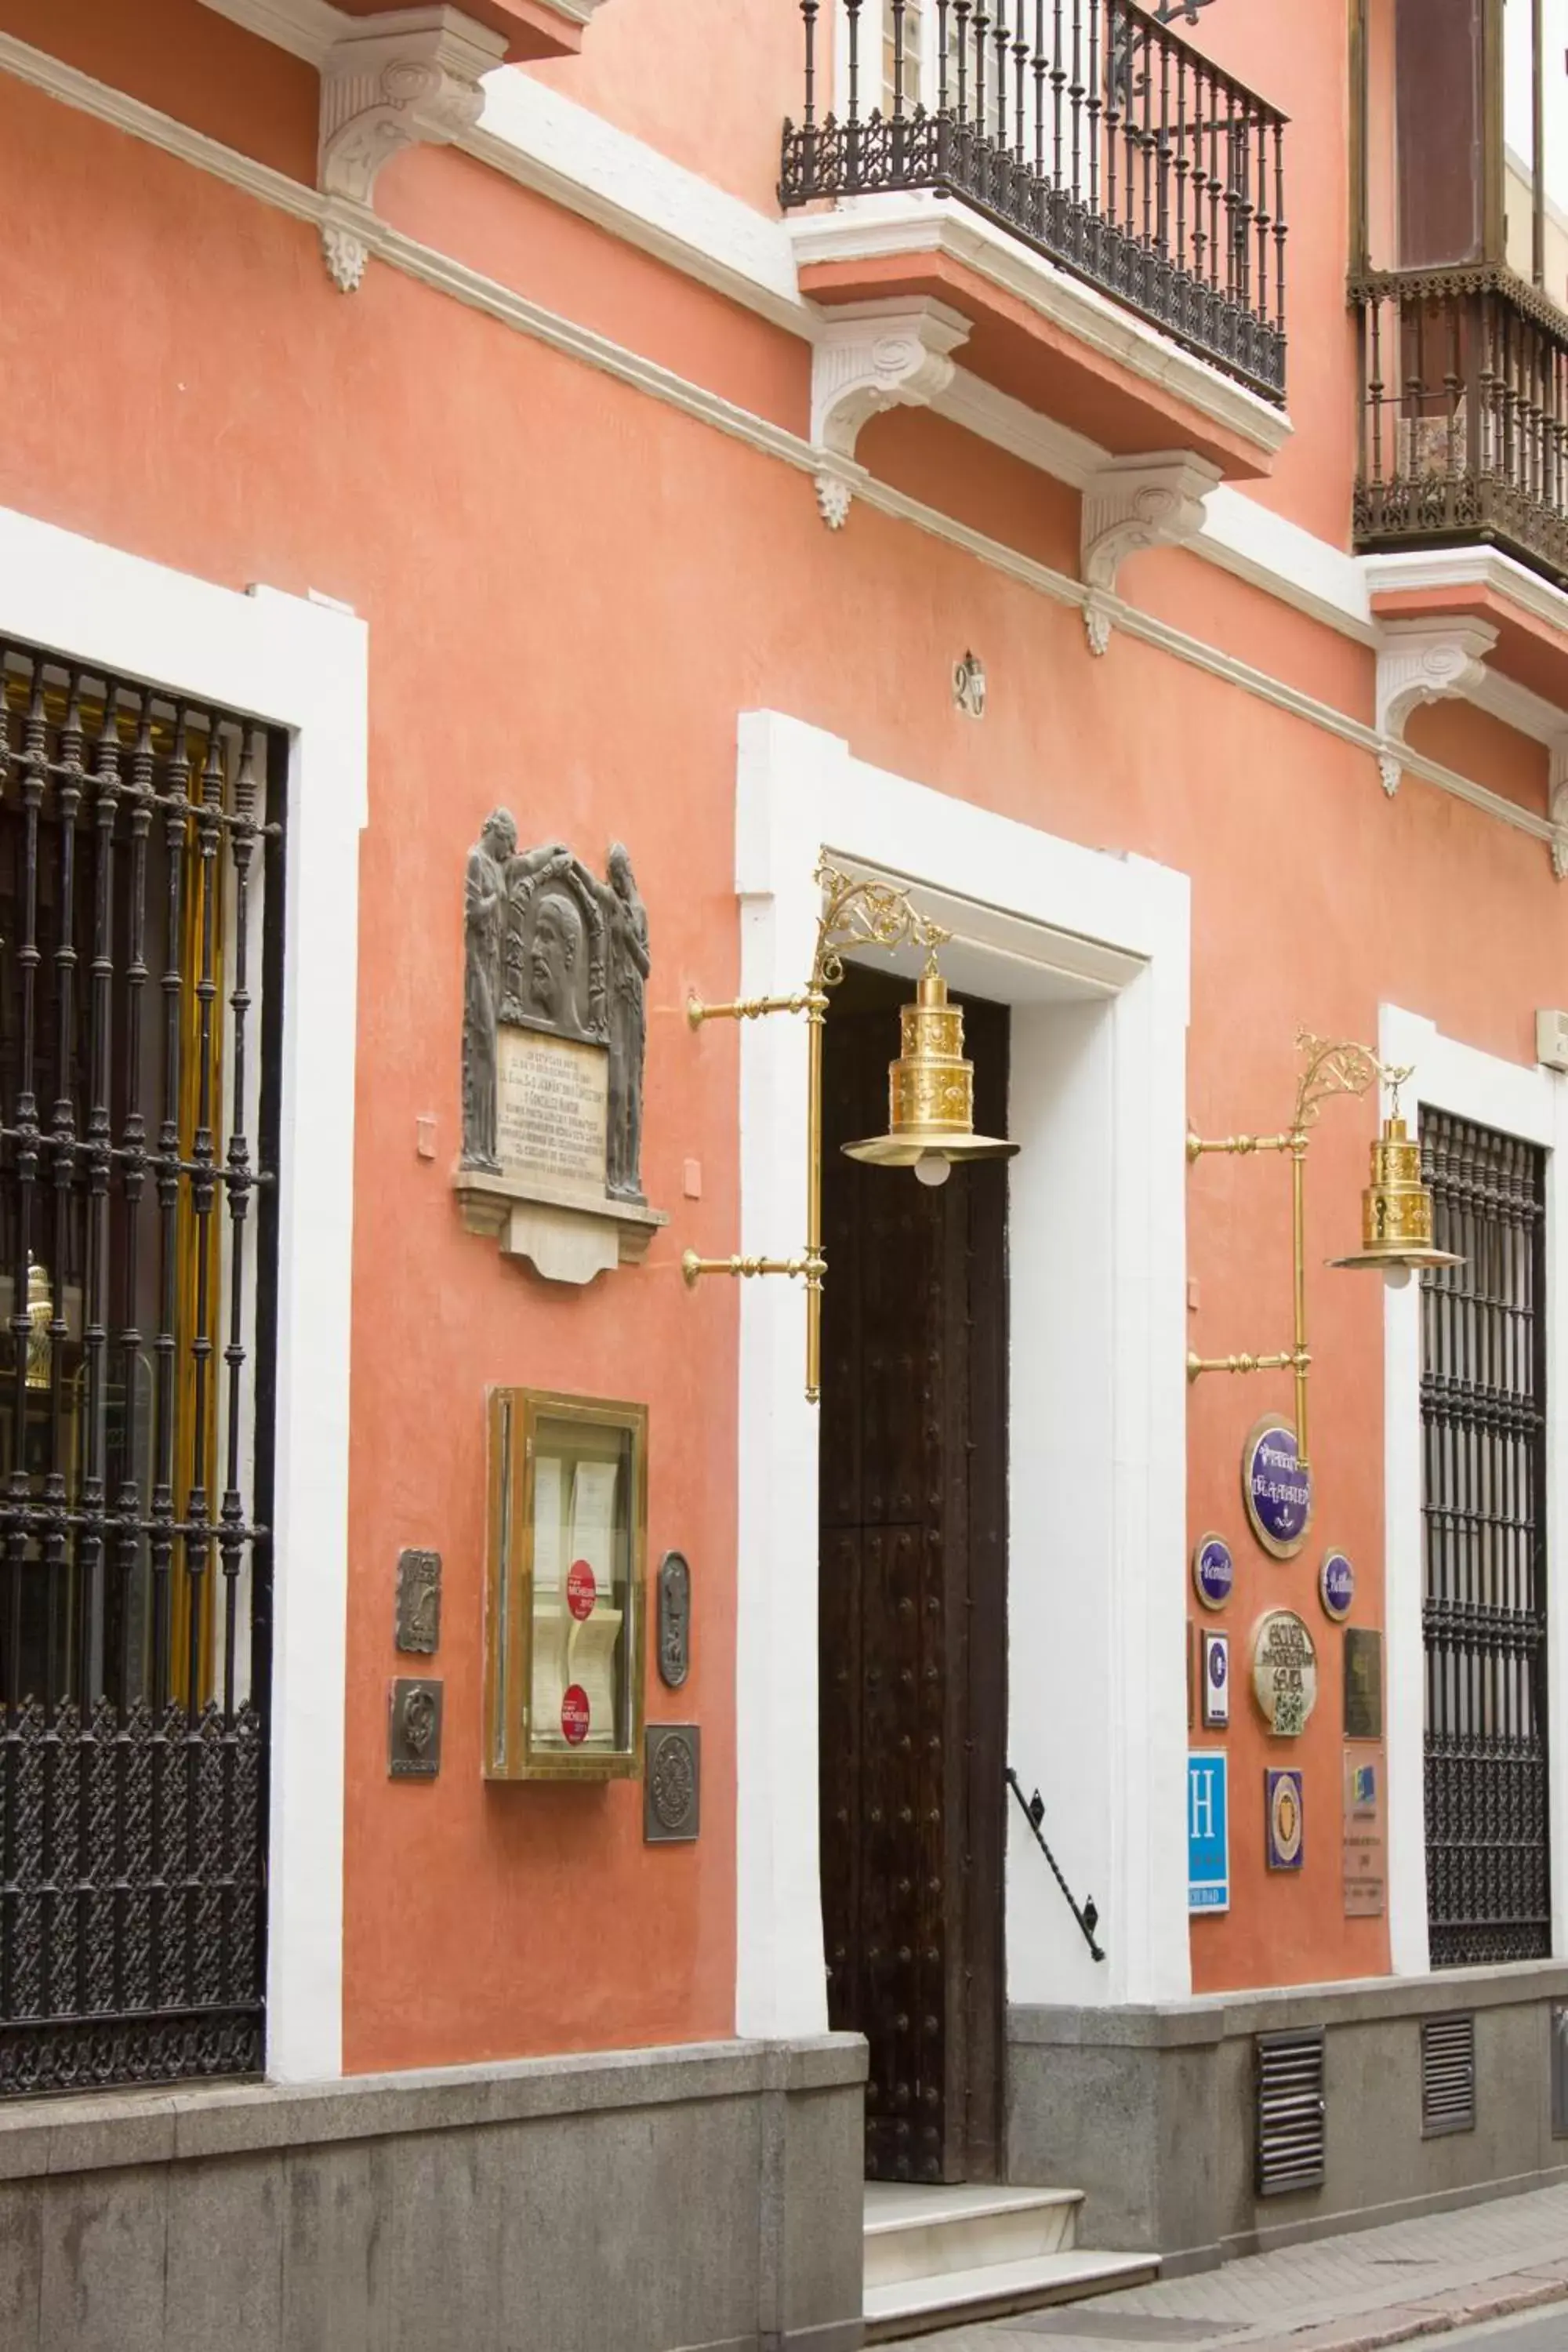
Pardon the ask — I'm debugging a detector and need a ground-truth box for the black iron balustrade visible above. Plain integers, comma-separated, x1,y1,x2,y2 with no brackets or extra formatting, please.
781,0,1287,404
1353,270,1568,590
1421,1113,1550,1969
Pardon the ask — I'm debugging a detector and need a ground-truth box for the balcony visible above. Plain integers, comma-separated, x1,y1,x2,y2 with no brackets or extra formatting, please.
779,0,1288,407
1352,268,1568,593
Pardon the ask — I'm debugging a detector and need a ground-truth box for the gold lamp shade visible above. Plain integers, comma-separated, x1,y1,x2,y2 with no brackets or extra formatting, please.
842,957,1018,1185
1328,1116,1464,1282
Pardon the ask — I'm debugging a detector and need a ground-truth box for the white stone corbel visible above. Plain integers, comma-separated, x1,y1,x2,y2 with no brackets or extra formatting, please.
1550,737,1568,880
808,299,971,528
318,5,508,289
1079,452,1221,653
1374,619,1499,797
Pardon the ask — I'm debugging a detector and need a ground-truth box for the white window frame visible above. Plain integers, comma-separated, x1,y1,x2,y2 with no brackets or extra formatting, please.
0,503,368,2082
1381,1005,1568,1977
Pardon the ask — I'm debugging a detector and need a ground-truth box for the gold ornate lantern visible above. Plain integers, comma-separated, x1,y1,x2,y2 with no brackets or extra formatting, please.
1327,1102,1462,1287
841,953,1018,1187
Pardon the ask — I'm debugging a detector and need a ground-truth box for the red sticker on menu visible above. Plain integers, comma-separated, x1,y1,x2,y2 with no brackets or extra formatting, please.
561,1684,590,1744
566,1559,597,1621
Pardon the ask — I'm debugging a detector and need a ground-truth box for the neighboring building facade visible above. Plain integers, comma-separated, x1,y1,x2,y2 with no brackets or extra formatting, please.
0,0,1566,2345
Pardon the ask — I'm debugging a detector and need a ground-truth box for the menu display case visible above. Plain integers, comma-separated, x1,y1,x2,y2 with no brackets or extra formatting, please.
484,1388,646,1781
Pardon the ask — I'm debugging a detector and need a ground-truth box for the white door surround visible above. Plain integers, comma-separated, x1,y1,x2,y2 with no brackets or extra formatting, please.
731,710,1192,2038
0,503,368,2082
1380,1007,1568,1977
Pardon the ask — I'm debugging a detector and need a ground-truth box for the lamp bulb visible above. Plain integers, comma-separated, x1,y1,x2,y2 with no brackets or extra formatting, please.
913,1153,952,1189
1382,1261,1413,1292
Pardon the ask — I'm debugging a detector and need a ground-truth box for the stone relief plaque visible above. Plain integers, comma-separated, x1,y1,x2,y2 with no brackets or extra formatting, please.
644,1725,700,1843
1251,1609,1319,1738
389,1678,444,1778
455,820,665,1282
395,1548,441,1655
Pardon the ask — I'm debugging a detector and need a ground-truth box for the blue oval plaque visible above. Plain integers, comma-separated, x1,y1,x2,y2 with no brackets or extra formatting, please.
1319,1550,1354,1622
1243,1417,1313,1559
1192,1534,1234,1612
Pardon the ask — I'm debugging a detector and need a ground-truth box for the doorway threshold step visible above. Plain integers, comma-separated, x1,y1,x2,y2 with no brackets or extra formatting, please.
866,2184,1084,2287
864,2246,1160,2342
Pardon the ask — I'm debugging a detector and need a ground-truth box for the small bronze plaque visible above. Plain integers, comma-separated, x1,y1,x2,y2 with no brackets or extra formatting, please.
1344,1628,1384,1740
644,1725,699,1843
657,1551,691,1690
395,1548,441,1655
389,1679,443,1778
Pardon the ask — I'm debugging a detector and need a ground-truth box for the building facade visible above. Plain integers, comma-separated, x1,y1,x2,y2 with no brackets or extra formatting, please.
0,0,1565,2345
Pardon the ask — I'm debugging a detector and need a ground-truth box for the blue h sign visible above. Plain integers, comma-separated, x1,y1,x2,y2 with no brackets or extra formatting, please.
1189,1751,1230,1914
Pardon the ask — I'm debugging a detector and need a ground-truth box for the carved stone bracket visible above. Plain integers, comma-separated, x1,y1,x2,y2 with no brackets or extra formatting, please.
1551,737,1568,880
808,299,971,528
453,1167,666,1284
318,5,506,290
1080,452,1221,653
1374,619,1498,797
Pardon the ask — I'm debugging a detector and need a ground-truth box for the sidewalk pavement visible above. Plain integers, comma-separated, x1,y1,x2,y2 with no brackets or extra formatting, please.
882,2183,1568,2352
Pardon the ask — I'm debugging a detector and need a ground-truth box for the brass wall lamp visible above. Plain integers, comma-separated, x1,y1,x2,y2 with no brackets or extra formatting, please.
1187,1033,1461,1468
684,860,1018,1401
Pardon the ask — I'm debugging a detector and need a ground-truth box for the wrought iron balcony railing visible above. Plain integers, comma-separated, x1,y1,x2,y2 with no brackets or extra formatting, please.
1353,269,1568,591
780,0,1288,405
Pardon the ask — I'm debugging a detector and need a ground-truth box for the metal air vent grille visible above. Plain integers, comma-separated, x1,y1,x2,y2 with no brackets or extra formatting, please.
1421,2013,1476,2136
1255,2028,1326,2197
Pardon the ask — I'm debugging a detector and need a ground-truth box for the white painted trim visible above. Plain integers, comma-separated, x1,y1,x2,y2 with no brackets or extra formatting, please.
1378,1008,1568,1976
0,506,367,2082
198,0,340,62
0,29,1559,867
785,196,1292,461
1365,547,1568,648
731,713,1192,2034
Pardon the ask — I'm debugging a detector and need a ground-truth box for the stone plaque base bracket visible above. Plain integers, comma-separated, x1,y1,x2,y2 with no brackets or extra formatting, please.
454,1167,666,1285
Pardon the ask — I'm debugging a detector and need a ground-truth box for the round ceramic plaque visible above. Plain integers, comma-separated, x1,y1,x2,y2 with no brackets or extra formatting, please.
1242,1417,1314,1560
1268,1770,1304,1868
1251,1608,1319,1737
1192,1533,1235,1612
1319,1550,1354,1623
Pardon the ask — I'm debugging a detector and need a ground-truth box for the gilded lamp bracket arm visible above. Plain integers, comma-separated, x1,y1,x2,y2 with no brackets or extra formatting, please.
1187,1347,1308,1382
687,990,826,1027
681,1250,826,1287
1186,1131,1294,1160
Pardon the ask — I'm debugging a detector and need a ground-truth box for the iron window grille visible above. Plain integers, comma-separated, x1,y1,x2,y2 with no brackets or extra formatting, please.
780,0,1288,405
0,637,284,2096
1421,1112,1550,1970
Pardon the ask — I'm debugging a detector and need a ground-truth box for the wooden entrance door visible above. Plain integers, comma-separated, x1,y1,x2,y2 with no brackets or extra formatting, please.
818,964,1009,2185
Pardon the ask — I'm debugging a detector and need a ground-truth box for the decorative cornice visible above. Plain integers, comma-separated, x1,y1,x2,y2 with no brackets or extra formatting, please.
808,298,970,528
318,5,506,289
1080,452,1221,654
1374,620,1499,796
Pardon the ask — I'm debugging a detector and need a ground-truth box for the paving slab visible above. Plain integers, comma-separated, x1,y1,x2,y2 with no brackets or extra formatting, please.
878,2184,1568,2352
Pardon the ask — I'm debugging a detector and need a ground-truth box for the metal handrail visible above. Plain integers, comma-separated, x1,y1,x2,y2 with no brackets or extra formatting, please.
1006,1767,1105,1962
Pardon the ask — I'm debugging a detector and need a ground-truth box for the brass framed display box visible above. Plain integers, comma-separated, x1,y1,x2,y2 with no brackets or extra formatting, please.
484,1387,647,1781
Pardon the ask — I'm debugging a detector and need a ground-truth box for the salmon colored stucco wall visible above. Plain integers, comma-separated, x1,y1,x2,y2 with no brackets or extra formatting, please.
0,5,1564,2041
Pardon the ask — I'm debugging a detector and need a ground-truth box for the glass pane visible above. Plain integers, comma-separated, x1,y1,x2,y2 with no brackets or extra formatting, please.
1394,0,1485,266
528,1414,633,1758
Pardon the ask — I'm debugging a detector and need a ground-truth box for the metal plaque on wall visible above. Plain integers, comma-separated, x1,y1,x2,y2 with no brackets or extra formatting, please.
644,1724,700,1842
389,1679,444,1778
657,1550,691,1688
395,1548,442,1654
1343,1746,1386,1916
1344,1628,1385,1740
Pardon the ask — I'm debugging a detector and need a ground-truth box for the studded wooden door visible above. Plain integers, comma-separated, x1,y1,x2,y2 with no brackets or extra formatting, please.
818,963,1008,2185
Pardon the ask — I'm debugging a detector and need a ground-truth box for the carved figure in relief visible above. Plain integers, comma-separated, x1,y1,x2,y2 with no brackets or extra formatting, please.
461,809,518,1170
459,814,651,1203
602,844,649,1200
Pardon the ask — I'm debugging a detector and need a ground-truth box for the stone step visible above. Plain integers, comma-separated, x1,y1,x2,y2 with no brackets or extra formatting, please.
864,2183,1083,2289
864,2246,1160,2342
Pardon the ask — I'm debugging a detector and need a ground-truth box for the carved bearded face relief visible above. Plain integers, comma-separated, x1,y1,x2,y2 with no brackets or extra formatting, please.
529,893,582,1025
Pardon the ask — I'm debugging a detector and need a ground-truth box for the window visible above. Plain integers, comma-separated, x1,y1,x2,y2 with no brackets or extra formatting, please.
0,637,283,2093
1420,1112,1549,1968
